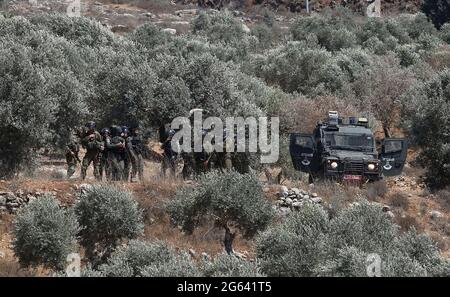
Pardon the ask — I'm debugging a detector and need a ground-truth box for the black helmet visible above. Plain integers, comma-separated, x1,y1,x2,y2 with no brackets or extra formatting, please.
85,121,96,129
110,125,122,137
101,128,110,136
122,126,130,135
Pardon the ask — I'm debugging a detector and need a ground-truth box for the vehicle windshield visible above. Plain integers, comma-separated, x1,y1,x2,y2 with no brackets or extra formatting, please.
325,133,374,151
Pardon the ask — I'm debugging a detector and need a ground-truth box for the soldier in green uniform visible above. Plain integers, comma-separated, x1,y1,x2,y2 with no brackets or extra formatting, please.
80,121,103,180
100,127,112,181
121,126,131,182
65,128,81,179
108,125,127,181
128,126,144,183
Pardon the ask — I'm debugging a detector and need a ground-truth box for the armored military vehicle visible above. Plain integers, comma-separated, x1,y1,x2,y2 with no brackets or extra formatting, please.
290,111,408,183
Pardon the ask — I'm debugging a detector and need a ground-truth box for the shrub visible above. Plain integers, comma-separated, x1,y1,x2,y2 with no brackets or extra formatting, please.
366,181,389,201
403,70,450,189
74,184,144,262
201,253,265,277
390,191,410,210
99,240,200,277
12,195,79,270
167,170,275,254
257,200,450,277
256,202,329,276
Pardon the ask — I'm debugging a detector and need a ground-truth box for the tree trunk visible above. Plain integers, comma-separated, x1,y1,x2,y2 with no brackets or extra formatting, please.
223,226,236,255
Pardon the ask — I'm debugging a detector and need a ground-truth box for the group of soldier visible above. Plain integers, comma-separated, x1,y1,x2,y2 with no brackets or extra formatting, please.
65,119,245,182
66,121,145,182
159,125,235,179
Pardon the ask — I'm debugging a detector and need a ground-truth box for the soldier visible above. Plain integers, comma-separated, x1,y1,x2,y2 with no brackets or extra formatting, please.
65,128,81,179
121,126,131,182
215,128,233,172
108,125,127,181
193,129,212,175
80,121,103,180
161,129,178,178
100,128,111,181
128,126,144,183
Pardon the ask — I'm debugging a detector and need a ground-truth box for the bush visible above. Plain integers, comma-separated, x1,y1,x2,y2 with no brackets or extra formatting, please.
201,253,265,277
256,201,449,277
366,181,389,201
390,192,410,210
403,70,450,189
167,170,275,254
74,184,144,262
99,240,200,277
256,202,329,276
12,196,79,270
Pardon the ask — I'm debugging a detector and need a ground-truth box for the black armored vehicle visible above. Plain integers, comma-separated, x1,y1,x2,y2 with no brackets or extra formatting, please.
290,111,408,183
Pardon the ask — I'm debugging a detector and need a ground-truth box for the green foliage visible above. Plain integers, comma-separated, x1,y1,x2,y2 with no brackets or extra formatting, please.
74,184,144,260
403,70,450,189
99,240,200,277
256,201,329,276
167,170,274,237
201,253,265,277
12,196,79,270
256,201,449,277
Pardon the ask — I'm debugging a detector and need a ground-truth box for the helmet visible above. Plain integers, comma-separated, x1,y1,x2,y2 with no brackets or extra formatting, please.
101,128,110,136
110,125,122,137
168,129,176,137
85,121,96,129
122,126,130,135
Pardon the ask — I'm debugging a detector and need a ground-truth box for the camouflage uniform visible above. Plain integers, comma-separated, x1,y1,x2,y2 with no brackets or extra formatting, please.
100,133,112,181
106,127,126,181
161,132,178,178
65,134,80,179
81,130,103,180
127,132,144,182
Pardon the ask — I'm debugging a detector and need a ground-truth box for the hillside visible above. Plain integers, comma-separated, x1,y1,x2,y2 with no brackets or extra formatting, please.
0,0,449,278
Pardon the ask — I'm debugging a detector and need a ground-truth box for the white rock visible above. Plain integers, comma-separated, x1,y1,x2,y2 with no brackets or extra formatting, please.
0,196,6,206
241,23,251,34
292,202,302,208
285,198,293,206
311,197,322,204
0,251,4,259
386,211,395,218
291,188,300,195
430,211,443,220
303,195,310,200
162,28,177,35
311,193,318,198
189,249,196,257
382,205,391,212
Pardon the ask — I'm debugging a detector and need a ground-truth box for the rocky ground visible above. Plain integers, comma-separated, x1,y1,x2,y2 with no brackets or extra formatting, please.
0,155,449,276
3,0,422,36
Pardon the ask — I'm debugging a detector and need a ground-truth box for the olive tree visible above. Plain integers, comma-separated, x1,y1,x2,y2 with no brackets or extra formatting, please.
12,196,79,270
99,240,200,277
256,200,449,277
167,170,275,254
402,70,450,189
74,184,144,264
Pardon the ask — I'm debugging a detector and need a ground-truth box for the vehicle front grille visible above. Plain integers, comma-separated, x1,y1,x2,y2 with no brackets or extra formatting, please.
344,162,364,173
